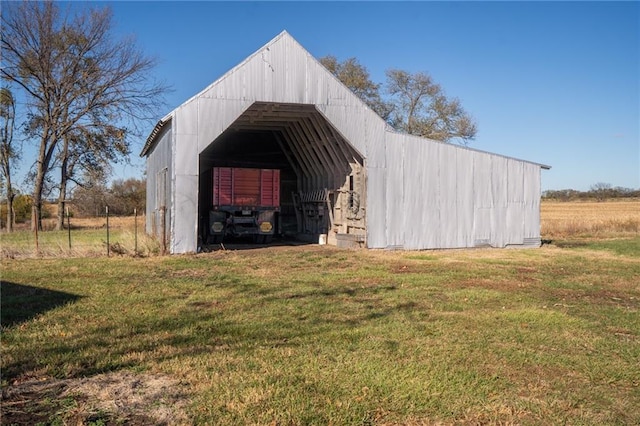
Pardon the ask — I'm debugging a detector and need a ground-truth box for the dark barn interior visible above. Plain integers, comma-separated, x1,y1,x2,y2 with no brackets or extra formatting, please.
198,102,366,246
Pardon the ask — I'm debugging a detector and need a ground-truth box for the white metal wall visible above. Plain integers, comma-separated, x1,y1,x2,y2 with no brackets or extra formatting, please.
144,121,172,243
367,132,543,250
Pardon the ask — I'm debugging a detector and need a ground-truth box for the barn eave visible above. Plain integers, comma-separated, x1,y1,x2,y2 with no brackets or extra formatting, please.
140,113,173,157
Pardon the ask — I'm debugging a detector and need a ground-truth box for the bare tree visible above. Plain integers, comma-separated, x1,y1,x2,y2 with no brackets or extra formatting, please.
71,177,145,217
319,56,477,144
386,69,477,144
70,178,109,218
0,87,18,232
1,1,167,231
591,182,612,202
109,178,146,215
320,56,393,121
55,125,127,229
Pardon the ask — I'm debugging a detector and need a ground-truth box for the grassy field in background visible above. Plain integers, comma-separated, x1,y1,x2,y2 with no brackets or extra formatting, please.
0,215,160,258
541,199,640,239
1,201,639,425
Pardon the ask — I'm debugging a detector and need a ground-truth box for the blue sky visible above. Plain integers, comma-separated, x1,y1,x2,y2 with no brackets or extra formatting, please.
13,1,640,192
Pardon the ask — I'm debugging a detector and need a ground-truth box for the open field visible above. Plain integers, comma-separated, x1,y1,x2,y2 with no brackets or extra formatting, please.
2,240,640,424
541,199,640,239
0,215,161,258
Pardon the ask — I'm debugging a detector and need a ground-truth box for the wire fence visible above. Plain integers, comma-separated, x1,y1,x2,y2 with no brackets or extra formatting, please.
1,208,163,259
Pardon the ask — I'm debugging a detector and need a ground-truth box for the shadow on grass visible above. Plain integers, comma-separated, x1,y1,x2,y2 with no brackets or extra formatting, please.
201,235,314,252
553,237,640,256
1,281,83,328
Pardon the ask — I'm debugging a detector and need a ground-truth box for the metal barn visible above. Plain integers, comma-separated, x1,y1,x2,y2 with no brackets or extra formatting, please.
141,31,550,254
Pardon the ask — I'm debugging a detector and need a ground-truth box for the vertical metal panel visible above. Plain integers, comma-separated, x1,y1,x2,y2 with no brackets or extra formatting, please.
507,159,525,202
473,208,492,245
285,36,307,103
455,148,475,247
145,120,172,240
305,57,331,105
172,174,198,253
378,131,547,250
384,134,404,247
258,34,305,104
472,153,493,246
506,159,525,245
506,203,525,245
474,154,493,208
402,136,439,249
523,162,541,239
491,206,508,248
439,144,458,247
364,115,388,168
174,133,198,183
365,166,386,248
261,47,274,100
172,102,199,253
491,156,508,247
491,156,509,207
422,139,441,248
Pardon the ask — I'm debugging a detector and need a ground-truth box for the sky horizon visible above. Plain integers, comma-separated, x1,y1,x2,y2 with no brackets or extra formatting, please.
7,1,640,193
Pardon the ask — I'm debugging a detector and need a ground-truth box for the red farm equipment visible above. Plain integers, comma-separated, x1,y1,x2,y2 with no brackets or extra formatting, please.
207,167,280,244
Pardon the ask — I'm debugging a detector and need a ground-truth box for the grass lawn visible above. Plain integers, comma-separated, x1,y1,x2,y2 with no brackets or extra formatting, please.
2,238,639,425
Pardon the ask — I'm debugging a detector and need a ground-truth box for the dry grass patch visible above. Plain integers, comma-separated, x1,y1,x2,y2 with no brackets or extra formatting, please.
542,199,640,239
2,371,189,425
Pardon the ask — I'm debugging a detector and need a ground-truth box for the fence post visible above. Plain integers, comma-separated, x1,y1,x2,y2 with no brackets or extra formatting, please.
106,205,110,257
134,208,138,255
33,205,39,255
67,207,71,251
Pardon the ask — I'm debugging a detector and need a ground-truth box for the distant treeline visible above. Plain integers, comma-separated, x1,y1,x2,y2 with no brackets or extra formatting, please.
71,178,145,217
0,178,145,228
543,184,640,201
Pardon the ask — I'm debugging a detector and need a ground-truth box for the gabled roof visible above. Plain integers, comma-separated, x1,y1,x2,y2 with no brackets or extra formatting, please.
141,30,550,170
140,30,383,157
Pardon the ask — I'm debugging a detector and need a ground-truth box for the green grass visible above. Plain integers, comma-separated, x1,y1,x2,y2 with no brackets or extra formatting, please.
0,226,160,258
2,237,639,425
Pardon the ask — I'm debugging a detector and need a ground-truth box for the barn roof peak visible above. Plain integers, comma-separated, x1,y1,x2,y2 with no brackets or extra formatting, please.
142,30,322,156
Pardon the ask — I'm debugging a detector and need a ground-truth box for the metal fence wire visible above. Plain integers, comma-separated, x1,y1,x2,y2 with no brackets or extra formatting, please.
1,208,161,258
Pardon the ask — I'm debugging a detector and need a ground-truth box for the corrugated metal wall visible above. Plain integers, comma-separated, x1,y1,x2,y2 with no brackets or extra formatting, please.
371,132,542,249
144,120,173,248
146,31,545,253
